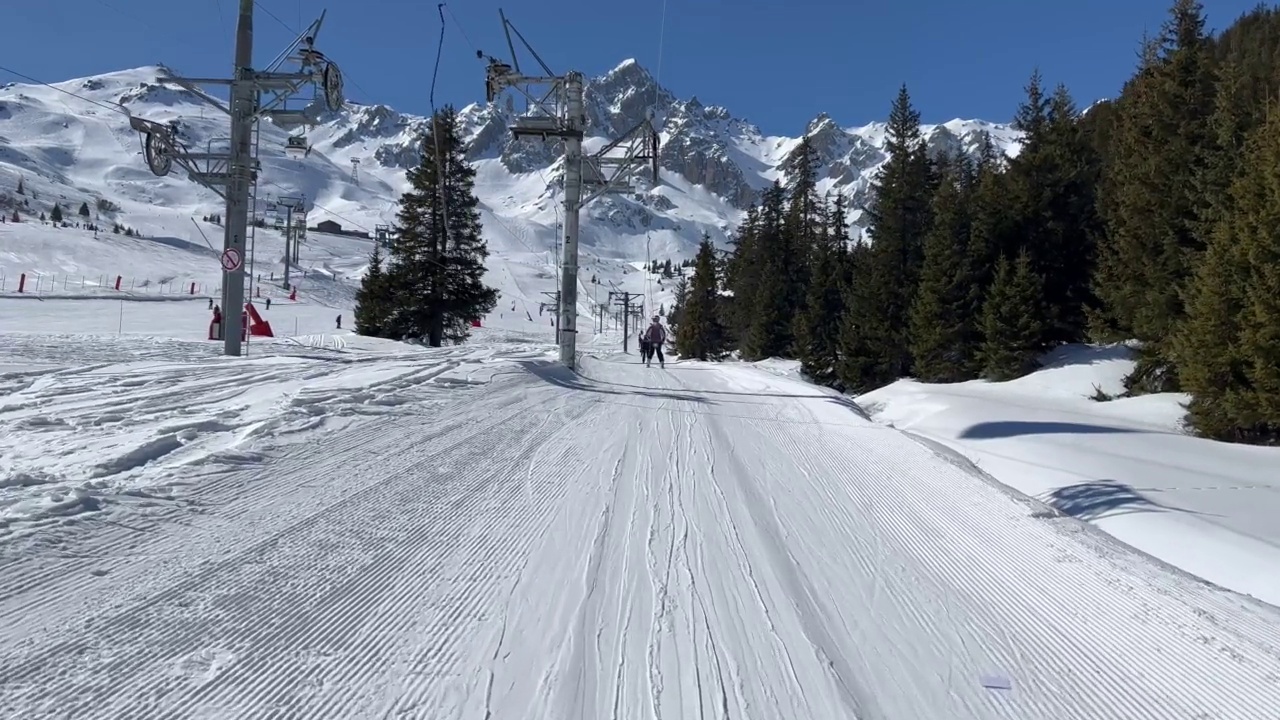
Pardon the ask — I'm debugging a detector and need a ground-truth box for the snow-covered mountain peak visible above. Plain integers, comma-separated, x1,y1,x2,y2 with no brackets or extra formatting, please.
0,63,1022,267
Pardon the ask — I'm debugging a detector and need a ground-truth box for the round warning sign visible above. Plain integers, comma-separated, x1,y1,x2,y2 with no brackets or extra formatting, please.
220,247,243,272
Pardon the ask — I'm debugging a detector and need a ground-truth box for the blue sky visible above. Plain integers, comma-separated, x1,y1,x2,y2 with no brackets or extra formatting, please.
3,0,1265,135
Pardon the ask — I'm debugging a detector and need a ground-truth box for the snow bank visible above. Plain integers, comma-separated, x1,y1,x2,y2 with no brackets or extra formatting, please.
857,344,1280,606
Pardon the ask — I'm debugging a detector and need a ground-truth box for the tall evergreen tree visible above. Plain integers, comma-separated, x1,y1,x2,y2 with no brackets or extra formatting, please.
1003,74,1101,347
675,238,728,360
49,203,62,223
981,250,1045,381
1094,0,1217,392
738,183,793,359
1182,112,1280,442
836,85,934,391
966,132,1012,298
909,153,981,382
382,106,497,346
353,244,392,337
1192,57,1249,238
668,273,689,332
724,204,762,346
78,201,91,218
1174,62,1256,440
794,195,849,387
783,135,824,306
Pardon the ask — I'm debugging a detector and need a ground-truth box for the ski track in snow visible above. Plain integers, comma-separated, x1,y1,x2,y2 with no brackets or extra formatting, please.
0,336,547,540
2,354,1279,718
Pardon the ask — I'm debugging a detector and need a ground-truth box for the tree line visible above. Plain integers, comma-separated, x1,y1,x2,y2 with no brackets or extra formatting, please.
670,0,1280,444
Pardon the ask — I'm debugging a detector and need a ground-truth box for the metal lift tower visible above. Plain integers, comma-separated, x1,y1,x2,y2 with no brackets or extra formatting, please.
478,9,660,369
124,0,345,356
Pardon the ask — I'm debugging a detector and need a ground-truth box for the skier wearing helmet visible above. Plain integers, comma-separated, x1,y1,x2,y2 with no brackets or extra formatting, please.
643,316,667,368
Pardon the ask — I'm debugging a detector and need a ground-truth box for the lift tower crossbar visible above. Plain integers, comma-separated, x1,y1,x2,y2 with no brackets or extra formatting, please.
479,9,661,369
124,0,345,357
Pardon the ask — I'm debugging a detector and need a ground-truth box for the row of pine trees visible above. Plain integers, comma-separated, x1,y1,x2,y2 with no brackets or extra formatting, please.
669,0,1280,444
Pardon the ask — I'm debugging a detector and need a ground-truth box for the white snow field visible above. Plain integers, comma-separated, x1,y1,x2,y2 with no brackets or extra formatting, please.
857,343,1280,609
4,335,1280,718
5,63,1280,718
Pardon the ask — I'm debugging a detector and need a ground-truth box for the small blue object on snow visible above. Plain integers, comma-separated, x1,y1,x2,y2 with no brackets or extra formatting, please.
980,674,1012,691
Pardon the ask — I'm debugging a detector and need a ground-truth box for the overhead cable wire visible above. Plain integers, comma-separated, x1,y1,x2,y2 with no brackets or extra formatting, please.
645,0,671,315
0,64,129,117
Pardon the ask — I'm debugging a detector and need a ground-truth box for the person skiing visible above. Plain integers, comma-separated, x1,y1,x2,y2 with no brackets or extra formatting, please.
644,316,667,368
638,331,650,363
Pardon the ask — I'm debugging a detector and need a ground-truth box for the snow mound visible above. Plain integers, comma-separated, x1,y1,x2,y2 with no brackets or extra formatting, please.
857,343,1280,606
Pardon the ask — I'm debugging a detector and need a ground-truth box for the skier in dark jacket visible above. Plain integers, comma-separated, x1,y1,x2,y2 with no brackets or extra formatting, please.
644,316,667,368
638,332,650,363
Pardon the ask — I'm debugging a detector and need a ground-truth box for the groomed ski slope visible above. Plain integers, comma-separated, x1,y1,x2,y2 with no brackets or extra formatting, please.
3,353,1279,719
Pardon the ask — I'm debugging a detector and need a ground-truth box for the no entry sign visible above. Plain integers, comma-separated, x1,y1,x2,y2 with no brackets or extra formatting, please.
221,247,243,272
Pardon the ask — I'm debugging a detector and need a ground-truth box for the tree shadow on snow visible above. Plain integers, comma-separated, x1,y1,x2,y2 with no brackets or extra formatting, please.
1042,481,1164,521
1040,480,1223,522
958,421,1143,439
518,361,712,404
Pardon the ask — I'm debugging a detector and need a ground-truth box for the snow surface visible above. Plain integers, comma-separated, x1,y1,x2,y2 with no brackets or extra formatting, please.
856,344,1280,608
4,64,1280,718
4,335,1280,718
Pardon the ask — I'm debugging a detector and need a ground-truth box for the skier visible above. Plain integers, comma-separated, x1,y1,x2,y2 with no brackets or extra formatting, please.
643,316,667,368
638,331,650,363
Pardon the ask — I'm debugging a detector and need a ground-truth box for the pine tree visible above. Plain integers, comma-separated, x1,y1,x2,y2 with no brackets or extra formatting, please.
669,274,688,330
382,106,498,346
675,238,728,360
1174,63,1255,440
738,183,793,359
16,178,24,195
1093,0,1216,392
836,85,934,391
1002,73,1101,347
49,204,62,223
724,204,763,350
981,249,1045,381
782,136,823,329
10,210,18,223
78,201,90,218
1182,112,1280,442
909,153,981,382
966,132,1012,297
794,195,849,387
353,244,392,337
1192,58,1248,236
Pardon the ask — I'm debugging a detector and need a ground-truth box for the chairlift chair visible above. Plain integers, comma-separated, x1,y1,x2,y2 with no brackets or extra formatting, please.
285,135,310,158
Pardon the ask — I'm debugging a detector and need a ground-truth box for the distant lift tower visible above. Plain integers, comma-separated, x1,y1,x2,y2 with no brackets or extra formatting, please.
478,9,660,369
274,194,307,288
350,157,360,185
124,0,344,357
